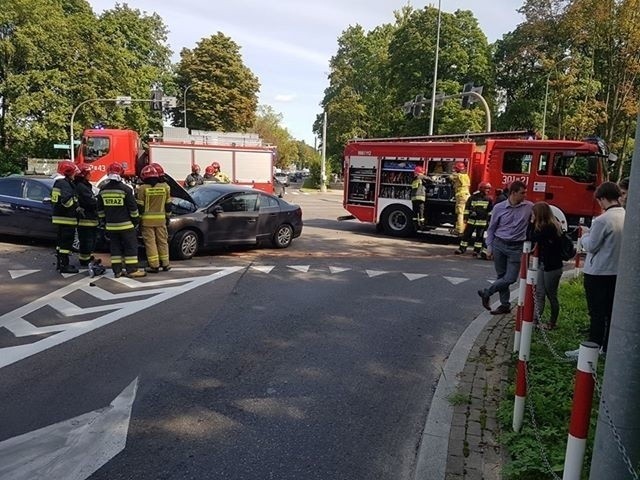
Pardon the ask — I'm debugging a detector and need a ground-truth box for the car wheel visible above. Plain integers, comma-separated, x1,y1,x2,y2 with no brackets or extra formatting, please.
380,205,415,237
273,224,293,248
171,229,199,260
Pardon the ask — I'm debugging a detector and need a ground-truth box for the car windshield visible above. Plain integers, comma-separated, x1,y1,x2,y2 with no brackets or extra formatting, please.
188,185,226,208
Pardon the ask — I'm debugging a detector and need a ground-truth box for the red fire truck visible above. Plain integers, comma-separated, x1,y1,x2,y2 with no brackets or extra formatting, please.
343,131,612,236
75,127,277,193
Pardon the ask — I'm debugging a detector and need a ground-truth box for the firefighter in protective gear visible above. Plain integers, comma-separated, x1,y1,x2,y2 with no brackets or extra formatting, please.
210,161,230,183
74,164,99,266
136,164,172,273
455,182,493,256
149,163,166,182
184,164,204,189
97,162,146,278
203,165,216,181
411,165,429,227
52,160,80,273
451,161,471,235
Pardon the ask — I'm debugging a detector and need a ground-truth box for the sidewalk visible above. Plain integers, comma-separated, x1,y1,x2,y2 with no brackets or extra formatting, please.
444,311,513,480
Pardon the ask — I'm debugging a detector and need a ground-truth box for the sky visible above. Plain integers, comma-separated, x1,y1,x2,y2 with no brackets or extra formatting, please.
87,0,524,145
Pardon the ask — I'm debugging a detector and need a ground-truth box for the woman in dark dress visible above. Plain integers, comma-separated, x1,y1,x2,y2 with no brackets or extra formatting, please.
528,202,564,329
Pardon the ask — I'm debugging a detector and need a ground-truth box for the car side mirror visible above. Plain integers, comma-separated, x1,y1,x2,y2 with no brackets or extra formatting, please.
210,205,224,216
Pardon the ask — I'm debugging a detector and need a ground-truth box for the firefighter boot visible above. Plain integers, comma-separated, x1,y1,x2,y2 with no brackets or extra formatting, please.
126,269,147,278
58,254,79,274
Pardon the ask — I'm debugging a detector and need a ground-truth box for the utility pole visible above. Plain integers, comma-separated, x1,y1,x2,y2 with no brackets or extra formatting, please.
588,110,640,479
428,0,442,136
320,111,327,193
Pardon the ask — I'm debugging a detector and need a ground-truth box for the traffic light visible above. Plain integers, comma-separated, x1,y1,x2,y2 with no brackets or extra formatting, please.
461,83,474,109
412,95,424,118
151,89,163,111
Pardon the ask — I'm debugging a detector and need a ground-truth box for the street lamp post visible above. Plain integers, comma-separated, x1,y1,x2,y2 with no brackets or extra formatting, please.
428,0,442,136
183,84,195,129
542,55,572,139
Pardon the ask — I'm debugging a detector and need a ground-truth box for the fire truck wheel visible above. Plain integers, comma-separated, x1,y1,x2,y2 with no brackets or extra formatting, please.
171,229,200,260
380,205,415,237
273,224,293,248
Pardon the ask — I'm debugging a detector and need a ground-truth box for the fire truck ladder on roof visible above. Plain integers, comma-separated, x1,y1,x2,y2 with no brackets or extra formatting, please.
347,129,537,144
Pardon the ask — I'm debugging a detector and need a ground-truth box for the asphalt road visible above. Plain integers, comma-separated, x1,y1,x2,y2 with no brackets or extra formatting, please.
0,188,496,480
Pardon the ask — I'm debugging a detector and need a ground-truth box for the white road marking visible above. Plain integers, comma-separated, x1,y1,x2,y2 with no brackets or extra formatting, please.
329,266,350,274
287,265,310,273
403,273,429,281
8,269,40,279
443,276,469,285
252,266,275,274
0,266,244,369
61,273,79,278
0,378,138,480
366,270,388,278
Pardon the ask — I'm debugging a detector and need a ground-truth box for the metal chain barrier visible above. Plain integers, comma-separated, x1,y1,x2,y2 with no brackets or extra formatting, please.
588,361,640,480
523,361,563,480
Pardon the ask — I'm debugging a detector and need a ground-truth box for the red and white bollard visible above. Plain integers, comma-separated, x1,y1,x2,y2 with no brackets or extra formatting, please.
562,342,600,480
514,241,532,353
574,218,584,276
513,247,537,432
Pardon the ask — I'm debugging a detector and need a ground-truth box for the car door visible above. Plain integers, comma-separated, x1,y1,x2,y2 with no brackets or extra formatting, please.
0,177,26,235
206,192,259,244
256,193,281,241
23,179,56,239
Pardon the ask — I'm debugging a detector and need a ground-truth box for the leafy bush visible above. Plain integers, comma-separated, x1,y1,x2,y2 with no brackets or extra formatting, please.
497,277,604,480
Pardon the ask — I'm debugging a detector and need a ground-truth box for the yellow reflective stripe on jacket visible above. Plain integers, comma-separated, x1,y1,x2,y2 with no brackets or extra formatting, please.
52,216,78,225
78,219,99,227
141,213,166,220
105,221,135,231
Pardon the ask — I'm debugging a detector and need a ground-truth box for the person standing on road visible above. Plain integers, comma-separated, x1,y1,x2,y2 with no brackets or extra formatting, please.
97,163,146,278
478,181,533,315
451,161,471,235
566,182,625,357
74,163,99,267
52,160,80,273
136,164,172,273
411,166,428,227
528,202,564,330
184,164,204,189
455,182,493,256
203,165,216,181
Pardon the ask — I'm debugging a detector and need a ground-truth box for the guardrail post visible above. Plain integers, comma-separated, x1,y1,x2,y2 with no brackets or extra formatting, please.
513,244,537,432
563,342,600,480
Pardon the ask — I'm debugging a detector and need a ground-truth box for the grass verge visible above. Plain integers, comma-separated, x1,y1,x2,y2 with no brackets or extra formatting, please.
497,276,605,480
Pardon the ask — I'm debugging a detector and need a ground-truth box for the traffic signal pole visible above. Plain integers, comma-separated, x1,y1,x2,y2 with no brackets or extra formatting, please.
588,110,640,480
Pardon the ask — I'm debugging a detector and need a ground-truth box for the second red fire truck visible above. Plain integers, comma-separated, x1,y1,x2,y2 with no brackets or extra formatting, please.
75,127,277,193
343,131,613,236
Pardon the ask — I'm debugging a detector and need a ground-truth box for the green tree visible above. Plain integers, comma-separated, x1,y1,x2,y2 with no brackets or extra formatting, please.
173,32,260,132
252,104,297,169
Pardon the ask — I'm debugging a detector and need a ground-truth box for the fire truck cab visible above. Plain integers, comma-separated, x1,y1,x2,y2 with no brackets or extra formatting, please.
343,132,611,237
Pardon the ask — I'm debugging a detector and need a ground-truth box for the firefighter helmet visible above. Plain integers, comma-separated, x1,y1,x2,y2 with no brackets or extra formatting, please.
205,165,214,175
57,160,80,177
454,161,466,172
148,163,165,175
192,164,200,173
211,161,220,170
140,164,160,180
479,181,492,191
76,163,92,179
107,162,125,176
414,166,425,175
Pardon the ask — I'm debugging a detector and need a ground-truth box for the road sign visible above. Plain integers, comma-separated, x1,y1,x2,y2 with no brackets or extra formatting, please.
163,96,177,108
115,96,132,105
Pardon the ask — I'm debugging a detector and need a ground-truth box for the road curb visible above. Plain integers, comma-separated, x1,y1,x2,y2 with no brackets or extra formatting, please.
414,291,517,480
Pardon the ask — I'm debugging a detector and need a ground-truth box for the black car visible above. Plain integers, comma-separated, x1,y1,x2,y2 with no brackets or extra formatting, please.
0,175,58,241
167,183,303,260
